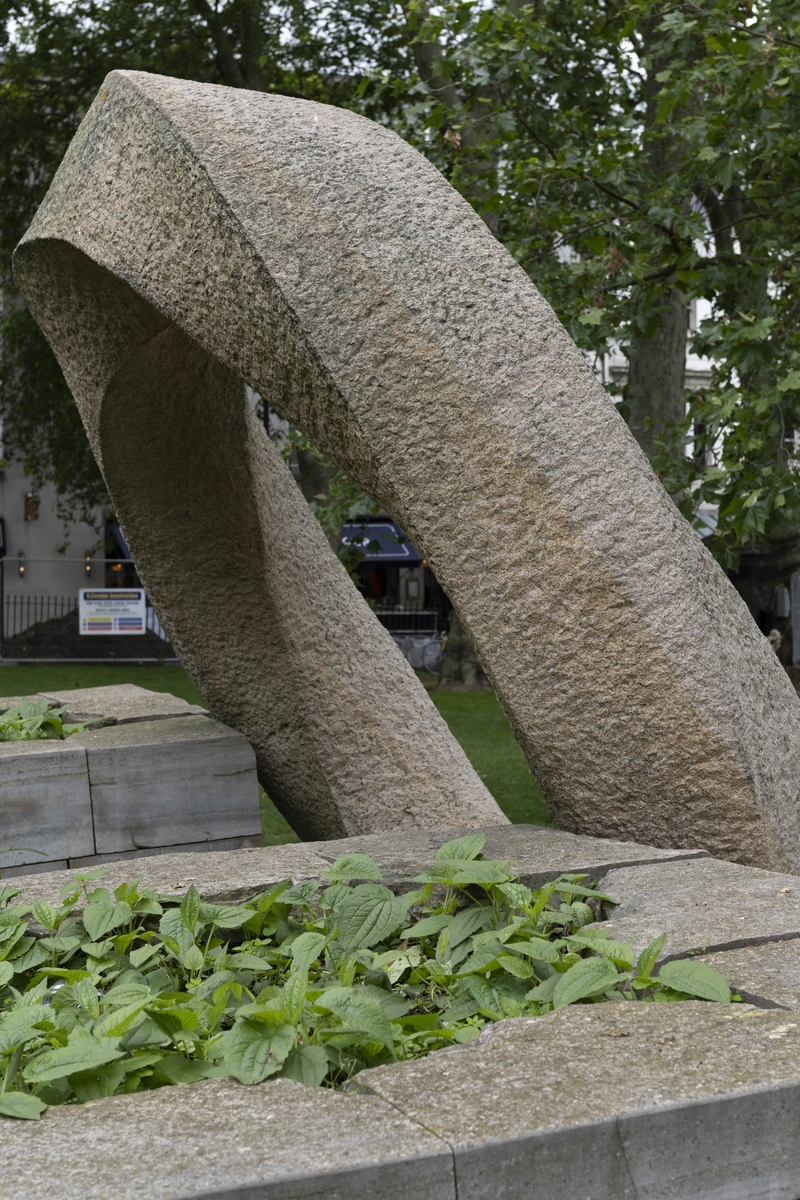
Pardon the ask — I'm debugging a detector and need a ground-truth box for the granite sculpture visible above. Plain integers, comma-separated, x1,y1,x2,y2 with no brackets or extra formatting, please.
15,71,800,867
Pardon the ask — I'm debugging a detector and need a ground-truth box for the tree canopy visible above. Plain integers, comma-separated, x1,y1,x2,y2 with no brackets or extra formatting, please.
1,0,799,566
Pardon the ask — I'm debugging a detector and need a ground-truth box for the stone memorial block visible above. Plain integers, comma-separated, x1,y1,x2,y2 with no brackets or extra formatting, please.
71,714,259,854
15,70,800,865
0,740,94,869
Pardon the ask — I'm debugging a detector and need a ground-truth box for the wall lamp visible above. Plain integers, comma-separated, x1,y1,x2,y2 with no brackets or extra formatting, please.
85,554,92,577
18,551,25,579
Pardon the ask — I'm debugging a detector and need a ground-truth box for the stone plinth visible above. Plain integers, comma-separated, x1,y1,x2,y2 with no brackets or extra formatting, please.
0,685,260,875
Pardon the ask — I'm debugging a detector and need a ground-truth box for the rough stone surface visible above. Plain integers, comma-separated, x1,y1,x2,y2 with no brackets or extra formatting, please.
40,682,207,723
0,740,94,868
597,857,800,957
311,823,708,886
695,941,800,1010
14,69,800,866
0,1076,455,1200
8,841,332,907
354,1003,800,1200
71,714,260,852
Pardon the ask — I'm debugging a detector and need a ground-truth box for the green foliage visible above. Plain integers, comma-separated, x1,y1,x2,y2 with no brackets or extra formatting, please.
388,0,800,562
0,835,732,1119
0,699,98,742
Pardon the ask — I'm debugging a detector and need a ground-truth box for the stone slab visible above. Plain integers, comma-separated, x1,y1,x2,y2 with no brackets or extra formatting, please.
40,682,207,723
310,823,708,887
0,1076,455,1200
71,714,259,853
7,842,332,907
67,831,263,869
0,739,94,868
353,1003,800,1200
695,941,800,1010
596,857,800,958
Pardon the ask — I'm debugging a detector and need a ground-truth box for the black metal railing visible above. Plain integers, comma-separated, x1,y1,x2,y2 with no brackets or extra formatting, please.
0,558,176,662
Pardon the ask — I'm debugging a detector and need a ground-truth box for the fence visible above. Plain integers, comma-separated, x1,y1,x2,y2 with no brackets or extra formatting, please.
0,558,176,662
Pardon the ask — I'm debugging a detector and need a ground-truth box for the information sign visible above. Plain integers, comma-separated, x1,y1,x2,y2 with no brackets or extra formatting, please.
79,589,146,635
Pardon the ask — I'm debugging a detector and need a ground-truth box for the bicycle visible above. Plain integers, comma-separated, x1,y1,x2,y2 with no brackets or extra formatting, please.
421,631,448,678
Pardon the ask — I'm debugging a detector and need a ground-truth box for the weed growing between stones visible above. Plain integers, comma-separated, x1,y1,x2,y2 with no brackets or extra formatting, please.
0,699,98,741
0,834,733,1119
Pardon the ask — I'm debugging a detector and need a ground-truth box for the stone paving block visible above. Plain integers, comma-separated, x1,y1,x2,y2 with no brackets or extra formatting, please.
41,682,207,723
353,1003,800,1200
71,715,259,853
311,823,707,887
596,857,800,957
8,842,332,908
68,831,263,870
695,940,800,1010
0,1076,455,1200
0,740,93,869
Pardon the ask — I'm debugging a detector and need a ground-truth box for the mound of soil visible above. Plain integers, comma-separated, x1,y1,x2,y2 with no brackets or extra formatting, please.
1,611,175,660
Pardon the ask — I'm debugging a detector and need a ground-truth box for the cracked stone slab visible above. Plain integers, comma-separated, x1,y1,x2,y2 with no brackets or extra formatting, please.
7,842,331,909
310,823,708,887
0,739,94,868
595,858,800,958
353,1003,800,1200
695,941,800,1010
0,1076,455,1200
40,682,208,723
70,715,259,853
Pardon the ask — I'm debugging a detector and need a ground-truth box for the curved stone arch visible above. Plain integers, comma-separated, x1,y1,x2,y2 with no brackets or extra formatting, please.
15,70,800,868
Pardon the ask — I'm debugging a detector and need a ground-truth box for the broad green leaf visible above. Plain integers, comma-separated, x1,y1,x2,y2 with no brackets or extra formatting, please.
290,932,327,974
449,906,494,947
637,934,667,980
23,1040,124,1084
322,853,383,882
283,970,308,1023
456,939,506,976
180,885,201,932
279,881,318,906
129,943,160,969
158,909,195,960
69,1059,128,1102
154,1053,217,1084
524,974,559,1005
0,1093,47,1120
181,945,205,973
281,1044,328,1087
507,939,562,964
417,860,512,886
401,914,450,941
315,987,395,1052
82,901,132,941
336,890,407,951
435,833,485,862
498,882,533,910
0,961,14,988
32,900,58,930
73,977,100,1019
93,1001,149,1039
552,958,620,1009
222,1019,295,1084
778,370,800,392
496,954,535,979
656,960,731,1003
568,937,635,970
0,1008,50,1054
199,900,252,929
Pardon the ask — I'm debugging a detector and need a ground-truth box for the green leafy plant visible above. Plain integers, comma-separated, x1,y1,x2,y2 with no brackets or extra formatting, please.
0,835,732,1120
0,699,98,742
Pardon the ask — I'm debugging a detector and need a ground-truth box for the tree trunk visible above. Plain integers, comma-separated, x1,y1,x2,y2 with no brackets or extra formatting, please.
440,609,491,691
625,288,688,457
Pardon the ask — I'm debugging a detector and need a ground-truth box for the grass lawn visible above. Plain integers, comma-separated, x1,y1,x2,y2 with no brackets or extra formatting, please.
0,663,549,843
